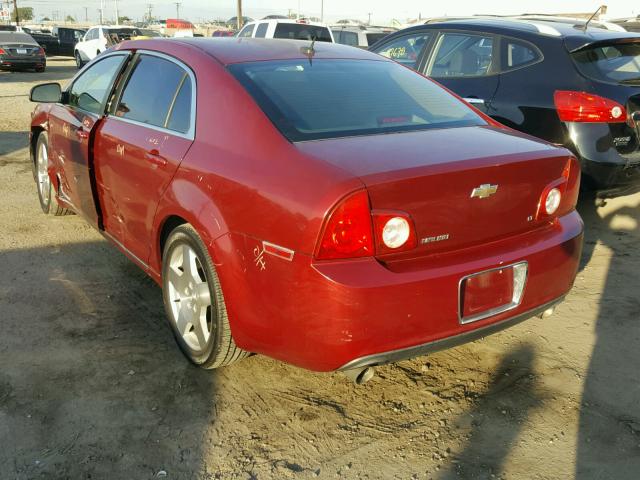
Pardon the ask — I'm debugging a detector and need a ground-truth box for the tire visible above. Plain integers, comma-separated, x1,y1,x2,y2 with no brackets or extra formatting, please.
35,66,45,73
162,224,248,369
35,132,71,216
75,51,84,69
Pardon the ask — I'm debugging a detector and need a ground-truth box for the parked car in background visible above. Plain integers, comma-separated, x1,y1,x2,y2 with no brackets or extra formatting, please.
236,19,333,42
31,27,86,57
612,16,640,33
371,17,640,199
28,38,582,381
212,30,235,37
74,26,138,68
0,31,46,72
331,24,395,48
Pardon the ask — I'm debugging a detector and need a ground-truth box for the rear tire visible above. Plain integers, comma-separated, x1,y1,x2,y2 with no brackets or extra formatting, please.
35,132,71,216
162,224,249,369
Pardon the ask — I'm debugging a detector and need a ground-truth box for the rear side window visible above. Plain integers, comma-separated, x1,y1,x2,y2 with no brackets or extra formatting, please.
504,39,541,70
334,31,358,46
116,54,192,133
229,59,484,142
572,43,640,84
255,23,268,38
366,32,388,46
273,23,332,42
237,25,254,38
374,33,430,69
429,33,494,77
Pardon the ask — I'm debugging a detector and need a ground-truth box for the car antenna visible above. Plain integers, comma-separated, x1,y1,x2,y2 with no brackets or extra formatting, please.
300,35,316,64
583,5,606,32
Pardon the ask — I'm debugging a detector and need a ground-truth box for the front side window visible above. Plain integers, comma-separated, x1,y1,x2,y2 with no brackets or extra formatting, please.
572,42,640,85
68,54,126,114
374,33,431,69
237,24,254,38
85,28,97,41
273,24,332,42
229,59,484,142
429,33,494,77
255,23,268,38
504,39,541,70
115,54,192,133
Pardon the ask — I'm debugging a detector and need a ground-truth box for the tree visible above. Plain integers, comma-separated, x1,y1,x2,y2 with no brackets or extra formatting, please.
65,15,75,22
12,7,33,22
42,16,51,21
118,16,131,23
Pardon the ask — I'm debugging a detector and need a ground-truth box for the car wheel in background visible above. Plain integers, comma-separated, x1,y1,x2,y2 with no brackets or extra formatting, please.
162,224,249,369
75,52,84,69
35,132,70,216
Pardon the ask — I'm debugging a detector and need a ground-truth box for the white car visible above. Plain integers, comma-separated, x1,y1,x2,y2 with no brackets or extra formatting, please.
74,26,138,68
236,19,334,42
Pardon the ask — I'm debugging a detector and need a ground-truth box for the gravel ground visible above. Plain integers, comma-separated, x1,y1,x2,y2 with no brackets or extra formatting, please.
1,58,639,480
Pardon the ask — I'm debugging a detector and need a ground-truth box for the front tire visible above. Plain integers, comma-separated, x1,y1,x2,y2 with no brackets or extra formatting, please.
75,51,84,69
35,132,70,216
162,224,248,369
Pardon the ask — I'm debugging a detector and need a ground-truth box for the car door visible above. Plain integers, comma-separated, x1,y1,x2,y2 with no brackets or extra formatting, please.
423,30,500,114
94,52,195,264
46,52,129,227
78,28,97,60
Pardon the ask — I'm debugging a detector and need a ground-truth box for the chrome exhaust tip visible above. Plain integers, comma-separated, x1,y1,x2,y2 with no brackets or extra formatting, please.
539,306,556,319
342,366,375,385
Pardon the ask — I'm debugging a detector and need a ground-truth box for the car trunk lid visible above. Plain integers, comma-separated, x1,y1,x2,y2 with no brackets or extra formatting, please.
297,125,572,257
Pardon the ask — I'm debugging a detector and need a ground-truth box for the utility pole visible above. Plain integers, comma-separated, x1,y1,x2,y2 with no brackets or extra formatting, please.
320,0,323,23
115,0,119,25
12,0,19,25
174,1,180,19
236,0,242,29
84,7,88,22
99,0,104,24
146,3,153,23
367,12,372,24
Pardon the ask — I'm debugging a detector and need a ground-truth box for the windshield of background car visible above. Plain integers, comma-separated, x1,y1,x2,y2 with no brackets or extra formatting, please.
229,59,485,142
273,24,332,42
572,42,640,84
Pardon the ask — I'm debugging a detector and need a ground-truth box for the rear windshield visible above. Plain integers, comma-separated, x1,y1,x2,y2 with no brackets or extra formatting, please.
0,32,37,44
273,24,332,42
573,42,640,84
229,59,485,142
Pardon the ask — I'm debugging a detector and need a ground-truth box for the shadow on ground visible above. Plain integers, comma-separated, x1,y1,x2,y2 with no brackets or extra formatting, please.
0,61,77,85
0,240,216,479
0,131,29,159
575,195,640,478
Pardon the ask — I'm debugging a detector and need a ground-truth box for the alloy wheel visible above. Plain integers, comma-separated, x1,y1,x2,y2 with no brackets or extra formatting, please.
37,141,51,207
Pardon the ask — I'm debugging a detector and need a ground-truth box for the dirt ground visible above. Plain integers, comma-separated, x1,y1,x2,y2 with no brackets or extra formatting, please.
1,58,639,480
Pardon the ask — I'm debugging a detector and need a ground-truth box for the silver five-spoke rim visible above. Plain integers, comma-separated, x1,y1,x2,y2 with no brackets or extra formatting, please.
167,244,213,352
37,141,51,206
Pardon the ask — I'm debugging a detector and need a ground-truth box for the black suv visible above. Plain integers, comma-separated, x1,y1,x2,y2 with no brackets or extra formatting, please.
370,18,640,198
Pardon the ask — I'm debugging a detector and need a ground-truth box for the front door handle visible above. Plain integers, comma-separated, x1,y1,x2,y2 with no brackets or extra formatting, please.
145,149,168,168
76,127,89,139
463,97,485,105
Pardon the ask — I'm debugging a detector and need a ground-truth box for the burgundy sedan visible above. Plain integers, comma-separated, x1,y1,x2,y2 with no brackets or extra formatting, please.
29,38,583,383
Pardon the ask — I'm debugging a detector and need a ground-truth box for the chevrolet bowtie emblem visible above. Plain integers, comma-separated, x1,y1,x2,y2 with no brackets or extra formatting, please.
470,184,498,199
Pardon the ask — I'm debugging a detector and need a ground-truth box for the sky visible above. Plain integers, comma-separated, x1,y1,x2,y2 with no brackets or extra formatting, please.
13,0,639,25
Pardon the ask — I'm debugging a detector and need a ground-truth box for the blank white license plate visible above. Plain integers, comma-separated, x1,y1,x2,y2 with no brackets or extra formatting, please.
17,49,27,54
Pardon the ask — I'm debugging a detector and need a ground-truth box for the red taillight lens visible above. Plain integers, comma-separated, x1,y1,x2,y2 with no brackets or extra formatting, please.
537,156,580,220
315,190,374,260
38,47,45,56
0,48,5,55
554,90,626,123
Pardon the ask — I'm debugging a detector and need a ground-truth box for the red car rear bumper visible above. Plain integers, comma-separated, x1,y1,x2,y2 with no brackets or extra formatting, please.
220,210,583,372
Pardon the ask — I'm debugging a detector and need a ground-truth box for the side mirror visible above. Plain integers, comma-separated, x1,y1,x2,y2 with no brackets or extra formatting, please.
29,82,62,103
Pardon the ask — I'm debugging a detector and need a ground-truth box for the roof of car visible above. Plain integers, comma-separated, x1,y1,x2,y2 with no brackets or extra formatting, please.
406,17,640,48
162,37,385,64
244,19,329,28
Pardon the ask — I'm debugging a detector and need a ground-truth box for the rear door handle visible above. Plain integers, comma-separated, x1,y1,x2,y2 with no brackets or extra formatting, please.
463,97,485,105
145,149,168,168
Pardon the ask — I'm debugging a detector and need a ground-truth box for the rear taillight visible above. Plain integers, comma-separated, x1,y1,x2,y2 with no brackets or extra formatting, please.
37,47,45,55
537,156,580,220
315,191,417,260
316,190,374,260
554,90,626,123
372,211,417,255
0,48,5,55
